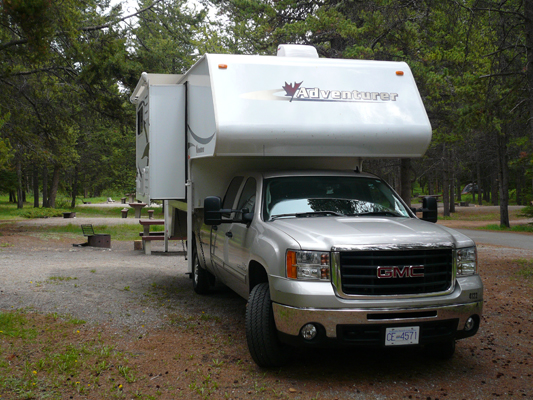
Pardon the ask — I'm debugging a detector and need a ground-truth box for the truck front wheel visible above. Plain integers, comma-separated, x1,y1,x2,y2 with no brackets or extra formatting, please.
246,282,292,367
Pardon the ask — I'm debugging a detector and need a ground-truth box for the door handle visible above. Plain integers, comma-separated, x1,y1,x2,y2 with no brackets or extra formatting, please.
225,232,233,238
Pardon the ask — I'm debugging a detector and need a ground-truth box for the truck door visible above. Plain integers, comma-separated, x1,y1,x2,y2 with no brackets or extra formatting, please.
225,177,257,295
210,176,243,281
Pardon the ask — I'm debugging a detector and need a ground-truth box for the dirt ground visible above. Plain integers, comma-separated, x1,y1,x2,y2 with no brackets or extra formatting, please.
1,207,532,399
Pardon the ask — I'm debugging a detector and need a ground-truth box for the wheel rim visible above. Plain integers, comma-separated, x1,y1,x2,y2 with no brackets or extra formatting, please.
193,261,199,285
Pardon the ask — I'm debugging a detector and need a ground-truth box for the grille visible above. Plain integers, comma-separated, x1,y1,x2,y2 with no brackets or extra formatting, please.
338,248,453,296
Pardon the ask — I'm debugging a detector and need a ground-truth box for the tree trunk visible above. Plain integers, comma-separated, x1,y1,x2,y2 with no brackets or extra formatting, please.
449,149,455,213
497,132,510,227
33,165,39,208
400,158,411,207
526,0,533,144
483,176,490,203
492,170,498,206
42,166,49,208
476,158,482,206
471,172,476,203
16,159,23,209
442,145,450,217
516,175,521,206
71,167,78,209
48,165,61,208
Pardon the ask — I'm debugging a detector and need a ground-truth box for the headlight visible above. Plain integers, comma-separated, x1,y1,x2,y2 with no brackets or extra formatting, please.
286,250,330,280
456,247,477,276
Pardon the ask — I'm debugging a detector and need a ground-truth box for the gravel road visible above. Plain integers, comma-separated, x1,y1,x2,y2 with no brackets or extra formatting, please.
0,240,189,331
1,214,533,399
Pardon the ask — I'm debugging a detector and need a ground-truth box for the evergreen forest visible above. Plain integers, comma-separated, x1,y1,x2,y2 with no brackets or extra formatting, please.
2,0,533,227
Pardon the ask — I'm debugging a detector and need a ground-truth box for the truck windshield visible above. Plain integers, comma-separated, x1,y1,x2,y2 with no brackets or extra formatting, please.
263,176,411,221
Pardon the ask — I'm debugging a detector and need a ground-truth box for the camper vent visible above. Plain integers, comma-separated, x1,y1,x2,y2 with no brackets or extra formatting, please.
277,44,318,59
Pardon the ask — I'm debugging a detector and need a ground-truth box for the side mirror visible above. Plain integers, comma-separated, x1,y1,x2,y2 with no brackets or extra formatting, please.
421,196,438,223
241,209,253,224
204,196,222,225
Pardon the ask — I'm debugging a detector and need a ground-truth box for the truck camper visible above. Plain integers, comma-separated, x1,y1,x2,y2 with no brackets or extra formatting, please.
130,44,483,367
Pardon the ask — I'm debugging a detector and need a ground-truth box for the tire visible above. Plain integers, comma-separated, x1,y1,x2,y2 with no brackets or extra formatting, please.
425,339,456,360
246,283,292,367
192,247,210,295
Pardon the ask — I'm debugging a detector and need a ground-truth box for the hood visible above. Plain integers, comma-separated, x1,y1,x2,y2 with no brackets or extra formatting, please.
270,216,475,251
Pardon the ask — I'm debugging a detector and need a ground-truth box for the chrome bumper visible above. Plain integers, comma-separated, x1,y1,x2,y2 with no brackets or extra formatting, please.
273,300,483,338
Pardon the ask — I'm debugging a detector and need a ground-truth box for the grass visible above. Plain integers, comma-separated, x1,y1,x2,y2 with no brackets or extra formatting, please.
0,221,162,241
482,224,533,233
18,222,163,241
0,198,165,241
0,196,164,221
438,207,527,222
0,311,137,399
0,311,38,339
514,259,533,280
0,204,163,220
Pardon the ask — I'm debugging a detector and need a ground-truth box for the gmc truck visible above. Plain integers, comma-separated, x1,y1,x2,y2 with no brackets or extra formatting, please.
131,45,483,367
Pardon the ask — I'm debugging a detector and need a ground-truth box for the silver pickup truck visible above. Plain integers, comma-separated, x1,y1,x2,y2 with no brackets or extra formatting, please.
193,170,483,367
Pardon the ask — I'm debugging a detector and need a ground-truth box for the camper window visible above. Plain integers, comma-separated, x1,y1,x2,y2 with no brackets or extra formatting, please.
137,107,143,136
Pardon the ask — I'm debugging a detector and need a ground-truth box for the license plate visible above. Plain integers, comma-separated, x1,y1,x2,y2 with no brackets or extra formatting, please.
385,326,420,346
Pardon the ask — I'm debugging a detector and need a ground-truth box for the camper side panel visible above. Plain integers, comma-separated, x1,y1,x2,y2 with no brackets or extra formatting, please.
136,92,150,203
187,59,217,159
149,85,186,200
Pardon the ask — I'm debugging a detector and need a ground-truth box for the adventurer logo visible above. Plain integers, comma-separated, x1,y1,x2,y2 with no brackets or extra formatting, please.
282,81,399,103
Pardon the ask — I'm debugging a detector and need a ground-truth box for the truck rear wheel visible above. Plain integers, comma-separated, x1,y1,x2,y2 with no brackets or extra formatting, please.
192,248,210,294
246,282,292,367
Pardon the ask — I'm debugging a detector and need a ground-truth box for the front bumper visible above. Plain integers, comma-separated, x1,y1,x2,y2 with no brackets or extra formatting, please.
273,300,483,346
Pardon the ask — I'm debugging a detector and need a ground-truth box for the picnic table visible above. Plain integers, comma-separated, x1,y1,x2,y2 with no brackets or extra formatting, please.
138,219,185,255
129,202,147,218
138,219,164,255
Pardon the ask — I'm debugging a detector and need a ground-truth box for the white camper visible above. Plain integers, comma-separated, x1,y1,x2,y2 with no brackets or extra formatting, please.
131,45,482,367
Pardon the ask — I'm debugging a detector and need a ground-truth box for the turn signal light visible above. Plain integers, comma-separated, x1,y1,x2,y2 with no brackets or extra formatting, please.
286,251,297,279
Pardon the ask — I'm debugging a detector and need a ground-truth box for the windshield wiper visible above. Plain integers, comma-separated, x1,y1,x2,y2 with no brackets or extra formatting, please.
270,211,343,221
350,211,402,217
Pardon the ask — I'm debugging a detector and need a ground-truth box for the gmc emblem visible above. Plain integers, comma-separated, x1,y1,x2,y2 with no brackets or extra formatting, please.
377,265,425,278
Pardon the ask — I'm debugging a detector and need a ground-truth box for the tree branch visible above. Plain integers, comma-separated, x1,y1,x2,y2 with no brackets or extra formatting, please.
80,0,165,32
452,0,525,20
0,78,44,126
0,38,28,51
483,44,527,57
2,66,76,78
472,7,524,19
479,71,524,78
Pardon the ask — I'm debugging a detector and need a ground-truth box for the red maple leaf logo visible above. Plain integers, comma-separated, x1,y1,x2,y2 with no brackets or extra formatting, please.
283,81,303,98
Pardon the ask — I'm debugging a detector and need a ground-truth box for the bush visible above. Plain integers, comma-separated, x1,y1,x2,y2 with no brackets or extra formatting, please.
518,206,533,220
19,208,66,219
